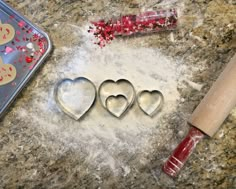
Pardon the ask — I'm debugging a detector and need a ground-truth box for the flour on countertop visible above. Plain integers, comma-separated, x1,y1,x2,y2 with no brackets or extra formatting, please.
16,25,199,174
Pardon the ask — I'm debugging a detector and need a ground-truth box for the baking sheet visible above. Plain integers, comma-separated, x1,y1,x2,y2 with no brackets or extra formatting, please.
0,1,51,117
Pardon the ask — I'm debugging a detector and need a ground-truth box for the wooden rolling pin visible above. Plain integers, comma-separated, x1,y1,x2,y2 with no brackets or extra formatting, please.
163,53,236,177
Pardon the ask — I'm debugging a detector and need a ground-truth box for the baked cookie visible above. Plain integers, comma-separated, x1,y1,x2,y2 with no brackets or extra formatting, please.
0,21,15,45
0,57,16,86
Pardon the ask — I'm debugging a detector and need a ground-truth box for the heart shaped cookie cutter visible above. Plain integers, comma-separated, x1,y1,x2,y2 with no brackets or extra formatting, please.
54,77,97,120
105,94,129,118
98,79,136,118
137,90,164,117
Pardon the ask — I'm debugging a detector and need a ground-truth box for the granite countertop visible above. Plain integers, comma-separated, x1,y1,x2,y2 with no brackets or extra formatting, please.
0,0,235,188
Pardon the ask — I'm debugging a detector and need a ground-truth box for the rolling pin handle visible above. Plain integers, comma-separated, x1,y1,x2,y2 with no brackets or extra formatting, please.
162,126,205,177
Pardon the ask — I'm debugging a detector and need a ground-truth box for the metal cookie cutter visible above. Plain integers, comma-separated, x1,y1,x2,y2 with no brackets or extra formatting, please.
98,79,136,118
137,90,164,117
54,77,97,120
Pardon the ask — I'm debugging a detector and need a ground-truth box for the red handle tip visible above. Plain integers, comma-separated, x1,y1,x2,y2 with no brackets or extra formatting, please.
163,127,205,177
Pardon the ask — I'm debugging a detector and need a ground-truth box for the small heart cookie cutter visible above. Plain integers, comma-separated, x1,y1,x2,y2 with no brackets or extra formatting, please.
105,94,129,118
54,77,97,120
98,79,136,118
137,90,164,117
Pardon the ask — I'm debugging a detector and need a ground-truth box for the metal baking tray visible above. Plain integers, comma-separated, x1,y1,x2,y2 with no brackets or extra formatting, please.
0,1,52,118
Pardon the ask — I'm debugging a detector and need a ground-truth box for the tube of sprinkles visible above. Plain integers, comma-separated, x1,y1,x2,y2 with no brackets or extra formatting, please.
88,8,178,47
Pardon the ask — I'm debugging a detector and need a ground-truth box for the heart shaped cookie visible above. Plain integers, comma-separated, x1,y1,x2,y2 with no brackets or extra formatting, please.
0,21,15,45
137,90,164,117
0,57,17,86
54,77,96,120
98,79,135,118
105,95,129,118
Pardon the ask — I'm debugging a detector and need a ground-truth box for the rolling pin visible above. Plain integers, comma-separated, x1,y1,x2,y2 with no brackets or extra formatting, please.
163,53,236,177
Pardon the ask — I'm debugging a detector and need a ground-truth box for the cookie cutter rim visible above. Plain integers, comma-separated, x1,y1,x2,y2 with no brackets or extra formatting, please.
54,77,97,121
98,79,136,118
136,89,164,117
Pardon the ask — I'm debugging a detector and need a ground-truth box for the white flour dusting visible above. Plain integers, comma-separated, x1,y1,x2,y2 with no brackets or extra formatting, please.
16,25,198,173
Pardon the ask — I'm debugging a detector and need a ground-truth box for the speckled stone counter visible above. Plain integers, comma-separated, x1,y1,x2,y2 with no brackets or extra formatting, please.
0,0,235,188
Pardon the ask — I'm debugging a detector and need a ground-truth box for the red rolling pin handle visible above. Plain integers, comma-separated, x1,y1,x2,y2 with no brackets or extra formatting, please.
163,126,205,177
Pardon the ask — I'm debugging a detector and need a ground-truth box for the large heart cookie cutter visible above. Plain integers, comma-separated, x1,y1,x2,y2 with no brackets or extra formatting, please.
54,77,97,120
137,90,164,117
98,79,135,118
